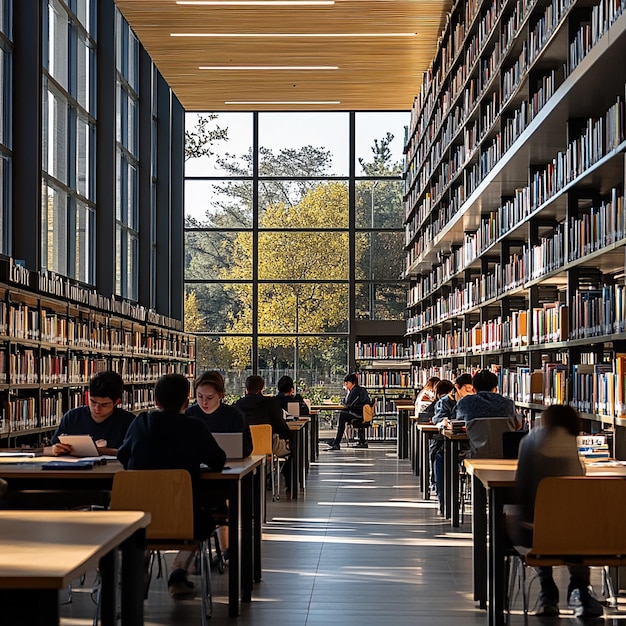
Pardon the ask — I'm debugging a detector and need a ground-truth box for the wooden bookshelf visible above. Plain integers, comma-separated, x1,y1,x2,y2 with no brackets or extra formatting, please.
0,258,196,445
404,0,626,430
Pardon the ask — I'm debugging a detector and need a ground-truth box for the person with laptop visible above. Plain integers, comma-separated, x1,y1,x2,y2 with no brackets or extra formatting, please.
275,375,310,417
49,370,135,456
117,373,226,598
186,370,253,458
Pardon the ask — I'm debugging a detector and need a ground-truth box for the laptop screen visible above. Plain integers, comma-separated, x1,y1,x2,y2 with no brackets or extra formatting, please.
212,432,245,459
287,402,301,417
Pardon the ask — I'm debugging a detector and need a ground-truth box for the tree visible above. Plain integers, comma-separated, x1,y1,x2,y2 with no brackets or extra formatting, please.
185,114,228,162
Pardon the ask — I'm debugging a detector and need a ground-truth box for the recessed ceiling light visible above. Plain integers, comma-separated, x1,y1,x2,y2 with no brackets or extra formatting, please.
200,65,338,70
225,100,341,104
173,32,417,37
177,1,334,5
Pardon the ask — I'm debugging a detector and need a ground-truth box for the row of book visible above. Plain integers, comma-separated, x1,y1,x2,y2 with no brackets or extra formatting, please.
358,371,412,389
354,342,409,359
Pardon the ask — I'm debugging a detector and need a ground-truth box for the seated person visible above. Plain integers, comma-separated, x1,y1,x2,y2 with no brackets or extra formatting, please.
430,374,473,514
415,376,440,414
186,370,253,457
117,373,226,598
234,375,290,458
326,373,371,450
49,370,135,456
275,375,310,416
511,404,602,619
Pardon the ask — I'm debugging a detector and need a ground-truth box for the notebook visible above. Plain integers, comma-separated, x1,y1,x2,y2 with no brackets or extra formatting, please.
212,432,245,459
58,435,100,457
287,402,301,418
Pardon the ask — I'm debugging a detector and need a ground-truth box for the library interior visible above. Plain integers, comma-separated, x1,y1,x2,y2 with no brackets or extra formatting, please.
1,0,626,625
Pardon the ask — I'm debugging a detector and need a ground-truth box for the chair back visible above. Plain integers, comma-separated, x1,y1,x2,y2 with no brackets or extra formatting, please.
465,417,516,458
527,476,626,566
249,423,273,456
362,401,375,424
110,469,194,542
502,429,528,459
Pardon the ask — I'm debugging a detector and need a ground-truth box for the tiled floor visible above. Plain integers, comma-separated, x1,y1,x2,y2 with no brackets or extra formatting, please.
61,443,618,625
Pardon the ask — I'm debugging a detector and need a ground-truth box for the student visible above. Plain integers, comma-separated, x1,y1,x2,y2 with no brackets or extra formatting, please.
50,371,135,456
415,376,440,414
513,404,603,618
186,370,253,457
117,373,226,598
326,373,371,450
275,375,310,416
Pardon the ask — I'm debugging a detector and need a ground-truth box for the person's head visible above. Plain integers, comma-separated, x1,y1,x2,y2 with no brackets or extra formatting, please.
541,404,581,436
245,375,265,395
88,371,124,421
434,379,455,399
454,373,474,398
277,375,295,395
155,374,190,413
194,371,226,414
344,373,359,391
471,370,499,393
423,376,441,393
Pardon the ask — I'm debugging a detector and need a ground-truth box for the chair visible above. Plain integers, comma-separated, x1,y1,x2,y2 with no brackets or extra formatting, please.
110,469,212,625
345,401,376,447
507,476,626,623
465,417,517,458
250,424,285,502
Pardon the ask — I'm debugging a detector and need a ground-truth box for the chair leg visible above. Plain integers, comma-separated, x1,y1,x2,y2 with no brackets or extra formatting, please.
602,566,618,608
273,456,281,501
200,539,212,625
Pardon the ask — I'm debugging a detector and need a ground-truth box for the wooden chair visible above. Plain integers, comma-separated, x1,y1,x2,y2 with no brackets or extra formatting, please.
345,401,376,447
110,469,212,625
250,424,284,502
508,476,626,622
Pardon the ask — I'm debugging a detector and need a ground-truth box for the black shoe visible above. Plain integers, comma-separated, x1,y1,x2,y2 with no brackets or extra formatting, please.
535,594,559,617
568,588,603,619
354,442,368,448
325,444,340,451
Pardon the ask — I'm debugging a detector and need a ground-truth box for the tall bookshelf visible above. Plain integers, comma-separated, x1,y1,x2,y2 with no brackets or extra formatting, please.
404,0,626,447
0,258,196,447
354,320,412,441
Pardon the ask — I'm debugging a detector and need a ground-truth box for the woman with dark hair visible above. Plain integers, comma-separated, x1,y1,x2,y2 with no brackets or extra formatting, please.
514,405,602,619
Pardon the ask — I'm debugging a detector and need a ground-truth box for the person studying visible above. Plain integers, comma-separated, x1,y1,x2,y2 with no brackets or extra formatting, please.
49,371,135,456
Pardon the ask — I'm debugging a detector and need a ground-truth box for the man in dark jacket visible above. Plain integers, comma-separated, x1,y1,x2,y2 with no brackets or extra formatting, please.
117,373,226,598
275,375,310,416
326,373,371,450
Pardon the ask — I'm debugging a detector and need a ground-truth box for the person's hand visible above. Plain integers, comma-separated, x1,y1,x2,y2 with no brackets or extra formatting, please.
95,439,107,448
52,442,72,456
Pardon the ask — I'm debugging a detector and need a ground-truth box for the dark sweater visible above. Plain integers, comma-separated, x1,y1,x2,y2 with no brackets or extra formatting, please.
275,392,310,416
51,406,135,449
186,402,253,457
456,391,519,425
117,409,226,480
233,394,290,440
342,384,371,418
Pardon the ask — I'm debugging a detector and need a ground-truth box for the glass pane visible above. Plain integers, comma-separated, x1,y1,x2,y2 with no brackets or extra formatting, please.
0,0,9,37
355,112,408,176
76,35,95,113
70,0,94,35
185,282,253,333
185,180,253,228
185,112,252,177
76,113,94,200
47,0,69,88
355,179,404,229
0,47,6,147
259,112,348,177
355,282,407,321
185,230,252,281
74,201,93,284
258,180,348,229
127,161,138,229
115,225,122,295
257,336,348,393
128,30,139,92
42,182,68,275
43,85,68,184
0,156,6,254
257,283,349,333
355,231,405,280
128,233,138,300
258,231,348,281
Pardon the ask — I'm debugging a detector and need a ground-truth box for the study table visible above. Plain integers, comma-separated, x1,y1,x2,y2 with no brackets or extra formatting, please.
442,428,468,527
0,455,265,617
464,458,626,626
287,418,309,499
0,509,150,626
394,399,415,459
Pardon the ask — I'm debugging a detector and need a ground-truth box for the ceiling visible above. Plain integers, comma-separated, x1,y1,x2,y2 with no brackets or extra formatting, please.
113,0,452,112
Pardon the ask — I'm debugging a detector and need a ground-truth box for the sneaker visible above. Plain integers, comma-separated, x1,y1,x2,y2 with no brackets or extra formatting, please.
325,444,340,451
354,442,368,448
168,578,195,599
535,594,559,617
568,588,603,619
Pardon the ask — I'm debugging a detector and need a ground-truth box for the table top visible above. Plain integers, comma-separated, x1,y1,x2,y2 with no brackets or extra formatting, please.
0,510,150,589
394,400,416,410
287,419,309,431
417,424,439,432
442,429,468,440
310,404,345,411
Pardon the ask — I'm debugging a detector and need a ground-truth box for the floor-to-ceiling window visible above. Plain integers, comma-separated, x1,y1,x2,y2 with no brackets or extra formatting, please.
184,111,407,394
41,0,96,284
0,0,11,255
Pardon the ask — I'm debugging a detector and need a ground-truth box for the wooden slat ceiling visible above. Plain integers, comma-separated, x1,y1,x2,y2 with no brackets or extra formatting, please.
113,0,452,111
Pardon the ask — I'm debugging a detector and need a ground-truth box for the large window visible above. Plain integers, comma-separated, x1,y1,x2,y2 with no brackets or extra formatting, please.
41,0,95,283
184,111,407,391
0,0,12,255
114,8,139,300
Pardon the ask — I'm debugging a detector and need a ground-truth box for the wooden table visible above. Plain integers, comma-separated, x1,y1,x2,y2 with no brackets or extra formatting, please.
307,410,319,461
394,399,415,460
0,509,150,626
288,418,309,499
0,455,265,617
464,458,626,626
442,428,469,527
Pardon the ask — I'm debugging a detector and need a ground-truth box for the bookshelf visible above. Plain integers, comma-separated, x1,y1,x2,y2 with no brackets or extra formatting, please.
354,321,412,441
0,258,196,446
404,0,626,440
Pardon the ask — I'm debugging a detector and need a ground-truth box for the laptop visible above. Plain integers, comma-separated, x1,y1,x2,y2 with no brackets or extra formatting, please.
212,432,245,459
287,402,301,418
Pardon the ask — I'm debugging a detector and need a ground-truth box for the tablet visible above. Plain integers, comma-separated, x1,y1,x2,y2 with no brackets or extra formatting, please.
58,435,100,457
